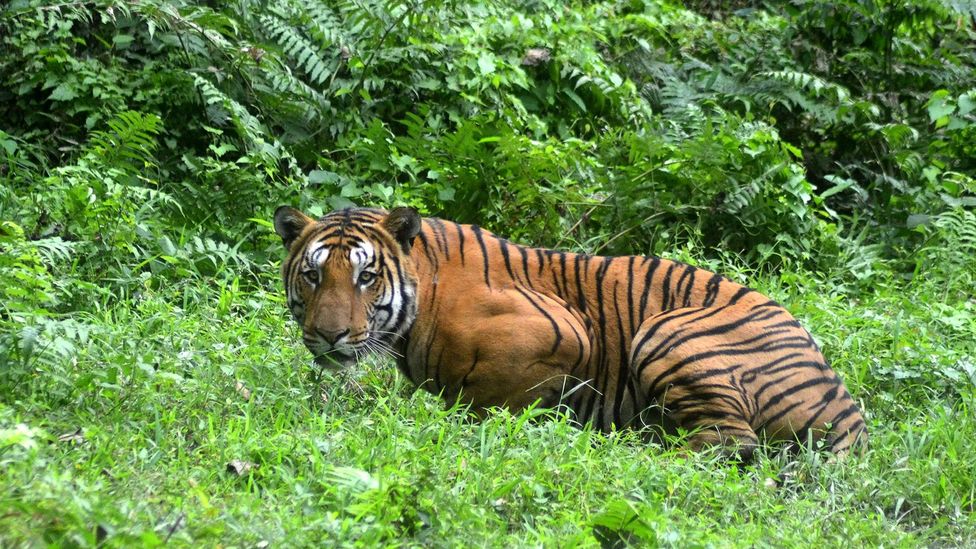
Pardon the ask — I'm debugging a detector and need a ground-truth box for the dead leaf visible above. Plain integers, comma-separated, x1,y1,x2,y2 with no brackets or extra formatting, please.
522,47,551,66
226,460,257,476
163,513,185,543
246,47,265,63
57,428,84,444
235,380,251,401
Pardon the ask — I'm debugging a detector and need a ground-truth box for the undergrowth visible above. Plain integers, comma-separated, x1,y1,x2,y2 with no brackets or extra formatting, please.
1,247,974,546
1,0,975,545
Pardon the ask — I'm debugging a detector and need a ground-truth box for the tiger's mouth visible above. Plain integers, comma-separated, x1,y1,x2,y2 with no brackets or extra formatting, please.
305,328,399,369
312,350,357,370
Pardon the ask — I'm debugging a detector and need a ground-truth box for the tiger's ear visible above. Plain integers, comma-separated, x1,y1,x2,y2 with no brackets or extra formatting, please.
273,206,313,250
380,207,421,253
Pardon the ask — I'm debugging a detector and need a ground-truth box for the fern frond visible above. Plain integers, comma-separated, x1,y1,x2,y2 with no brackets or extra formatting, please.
940,0,976,22
192,74,268,145
88,111,162,167
932,208,976,252
259,13,337,86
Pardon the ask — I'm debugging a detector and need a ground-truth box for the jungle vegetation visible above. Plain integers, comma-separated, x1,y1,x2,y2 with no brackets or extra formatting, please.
1,0,974,545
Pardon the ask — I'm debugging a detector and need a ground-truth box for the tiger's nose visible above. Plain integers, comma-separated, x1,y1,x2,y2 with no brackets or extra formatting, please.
317,328,349,345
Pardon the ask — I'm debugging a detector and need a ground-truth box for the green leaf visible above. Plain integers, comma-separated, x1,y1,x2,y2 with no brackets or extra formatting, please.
820,175,855,199
373,184,393,200
958,92,975,116
477,52,495,76
927,90,955,123
49,83,78,101
308,170,338,185
563,89,587,112
113,34,134,48
340,183,363,198
0,137,17,156
906,214,931,228
437,187,455,201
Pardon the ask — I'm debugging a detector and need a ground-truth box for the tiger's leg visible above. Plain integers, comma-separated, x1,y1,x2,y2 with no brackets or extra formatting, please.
630,306,760,460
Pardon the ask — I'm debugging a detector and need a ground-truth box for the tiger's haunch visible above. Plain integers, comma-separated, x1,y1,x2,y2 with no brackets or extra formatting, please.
274,206,868,458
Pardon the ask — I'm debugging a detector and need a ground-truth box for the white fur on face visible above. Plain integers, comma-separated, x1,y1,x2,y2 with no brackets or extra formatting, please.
349,242,375,284
307,243,330,268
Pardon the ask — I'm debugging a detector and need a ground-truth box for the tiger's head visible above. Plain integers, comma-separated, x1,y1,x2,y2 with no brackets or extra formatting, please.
273,206,422,368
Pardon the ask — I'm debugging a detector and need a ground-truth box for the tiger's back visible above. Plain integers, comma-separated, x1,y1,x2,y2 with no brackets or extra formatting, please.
275,206,867,457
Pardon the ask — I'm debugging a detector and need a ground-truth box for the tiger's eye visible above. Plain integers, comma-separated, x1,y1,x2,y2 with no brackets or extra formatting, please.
358,271,376,286
302,269,319,285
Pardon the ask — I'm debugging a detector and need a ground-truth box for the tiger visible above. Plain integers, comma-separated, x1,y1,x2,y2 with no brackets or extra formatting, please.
273,205,868,459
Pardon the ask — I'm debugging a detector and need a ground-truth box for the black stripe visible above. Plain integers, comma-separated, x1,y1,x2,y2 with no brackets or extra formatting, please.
626,256,636,337
573,255,587,313
755,399,804,433
472,225,491,287
549,253,563,298
728,286,752,305
639,257,660,320
664,363,746,387
428,218,450,260
416,231,439,267
828,418,867,452
389,256,414,331
660,263,676,311
612,278,631,428
430,345,446,393
558,252,569,300
460,349,481,388
455,222,466,265
642,307,776,359
712,328,793,350
498,238,515,281
631,307,721,360
750,363,822,401
823,402,861,433
518,246,532,287
665,390,746,418
514,287,563,356
806,383,839,410
738,354,811,385
762,376,838,412
703,274,723,307
642,340,817,392
681,265,696,307
795,396,836,443
567,319,587,375
593,258,615,427
637,305,739,363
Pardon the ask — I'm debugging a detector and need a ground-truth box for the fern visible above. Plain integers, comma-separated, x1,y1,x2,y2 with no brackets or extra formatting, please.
302,2,346,52
941,0,976,22
88,111,162,168
192,74,269,147
746,70,856,124
931,208,976,254
259,13,337,86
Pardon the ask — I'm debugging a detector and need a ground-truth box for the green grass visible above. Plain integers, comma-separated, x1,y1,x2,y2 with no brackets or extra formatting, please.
1,266,975,547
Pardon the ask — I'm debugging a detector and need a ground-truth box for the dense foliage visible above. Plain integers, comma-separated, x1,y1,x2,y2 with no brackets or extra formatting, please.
1,0,974,545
